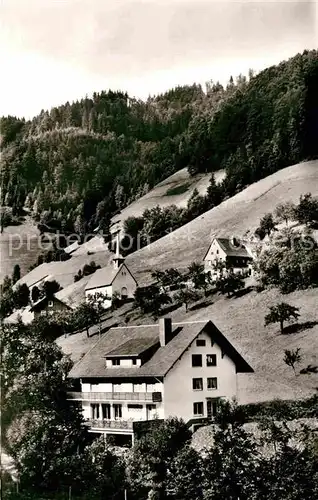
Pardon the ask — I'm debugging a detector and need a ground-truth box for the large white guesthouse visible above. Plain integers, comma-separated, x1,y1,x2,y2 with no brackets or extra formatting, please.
68,317,253,444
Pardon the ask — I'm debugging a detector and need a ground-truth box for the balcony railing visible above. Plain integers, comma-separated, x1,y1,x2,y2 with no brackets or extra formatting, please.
67,391,162,402
86,419,134,430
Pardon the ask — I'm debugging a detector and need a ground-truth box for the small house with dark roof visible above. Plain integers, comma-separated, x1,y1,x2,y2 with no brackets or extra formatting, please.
67,317,253,444
30,276,91,319
204,237,254,278
31,294,71,318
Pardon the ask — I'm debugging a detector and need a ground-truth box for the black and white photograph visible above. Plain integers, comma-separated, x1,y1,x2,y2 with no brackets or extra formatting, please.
0,0,318,498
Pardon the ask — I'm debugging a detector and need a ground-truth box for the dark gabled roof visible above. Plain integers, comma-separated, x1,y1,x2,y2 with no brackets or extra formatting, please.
30,276,90,312
105,337,159,357
68,320,253,379
30,295,71,312
204,238,252,260
216,238,251,258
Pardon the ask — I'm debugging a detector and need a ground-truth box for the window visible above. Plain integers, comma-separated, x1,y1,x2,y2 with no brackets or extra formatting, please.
113,404,122,419
206,354,217,366
192,354,202,367
193,402,204,416
146,404,156,413
207,377,218,390
40,310,46,316
196,339,206,347
192,378,203,391
128,404,142,410
48,300,53,307
91,403,100,420
132,358,137,366
112,358,120,366
216,249,219,255
207,399,219,418
101,404,111,419
113,384,121,392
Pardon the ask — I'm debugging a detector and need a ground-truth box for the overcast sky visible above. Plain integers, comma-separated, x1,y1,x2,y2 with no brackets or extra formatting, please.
1,0,317,119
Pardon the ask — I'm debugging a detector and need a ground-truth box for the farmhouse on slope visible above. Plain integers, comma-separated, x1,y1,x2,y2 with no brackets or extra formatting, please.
204,237,254,278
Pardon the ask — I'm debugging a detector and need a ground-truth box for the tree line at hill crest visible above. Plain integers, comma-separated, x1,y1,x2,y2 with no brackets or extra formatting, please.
1,50,317,237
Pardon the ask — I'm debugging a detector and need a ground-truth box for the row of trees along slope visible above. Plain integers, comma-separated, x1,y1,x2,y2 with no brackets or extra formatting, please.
1,50,317,235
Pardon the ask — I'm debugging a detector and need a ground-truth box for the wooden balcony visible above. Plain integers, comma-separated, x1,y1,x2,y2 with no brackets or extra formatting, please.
67,391,162,402
86,419,134,430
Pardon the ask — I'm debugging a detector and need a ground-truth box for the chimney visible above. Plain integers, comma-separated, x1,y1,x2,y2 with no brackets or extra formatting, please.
230,236,240,248
159,317,173,347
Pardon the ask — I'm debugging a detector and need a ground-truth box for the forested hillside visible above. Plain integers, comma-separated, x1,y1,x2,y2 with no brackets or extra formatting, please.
1,50,317,234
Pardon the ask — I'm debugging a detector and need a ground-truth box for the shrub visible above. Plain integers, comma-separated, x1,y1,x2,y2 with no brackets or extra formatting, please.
240,395,318,421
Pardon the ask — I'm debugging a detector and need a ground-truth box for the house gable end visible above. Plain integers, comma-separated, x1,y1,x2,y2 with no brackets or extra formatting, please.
204,321,254,373
115,263,138,285
163,320,253,378
203,239,226,262
162,324,208,377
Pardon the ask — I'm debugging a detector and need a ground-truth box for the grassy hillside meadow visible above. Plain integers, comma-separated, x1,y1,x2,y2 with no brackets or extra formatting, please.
0,217,43,283
125,160,318,283
58,160,318,405
59,281,318,405
0,168,222,281
111,168,225,228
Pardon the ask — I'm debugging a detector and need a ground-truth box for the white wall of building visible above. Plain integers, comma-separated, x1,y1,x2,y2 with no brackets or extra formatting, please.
105,358,142,368
112,265,137,299
84,264,137,308
80,380,163,394
163,329,237,422
204,240,227,275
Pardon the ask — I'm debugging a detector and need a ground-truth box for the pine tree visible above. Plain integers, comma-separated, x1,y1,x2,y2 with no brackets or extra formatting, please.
206,173,222,208
12,264,21,284
115,184,125,209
